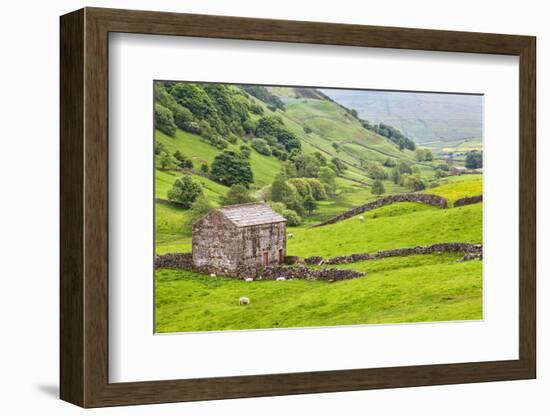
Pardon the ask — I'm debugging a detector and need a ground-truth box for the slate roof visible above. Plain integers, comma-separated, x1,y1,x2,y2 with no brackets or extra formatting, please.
218,203,286,227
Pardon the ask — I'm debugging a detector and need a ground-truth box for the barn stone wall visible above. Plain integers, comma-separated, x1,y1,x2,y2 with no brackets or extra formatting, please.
192,211,241,275
238,222,286,276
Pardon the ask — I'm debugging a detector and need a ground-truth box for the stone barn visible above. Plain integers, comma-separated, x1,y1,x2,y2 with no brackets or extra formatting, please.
192,203,287,277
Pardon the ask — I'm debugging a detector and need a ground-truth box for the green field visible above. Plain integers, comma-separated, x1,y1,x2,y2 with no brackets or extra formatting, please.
154,83,483,332
156,252,482,332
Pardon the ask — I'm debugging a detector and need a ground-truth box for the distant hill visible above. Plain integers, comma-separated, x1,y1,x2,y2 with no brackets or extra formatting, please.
320,89,483,146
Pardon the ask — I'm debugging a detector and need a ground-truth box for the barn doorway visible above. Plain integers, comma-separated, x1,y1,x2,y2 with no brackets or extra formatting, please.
279,248,284,263
262,252,269,266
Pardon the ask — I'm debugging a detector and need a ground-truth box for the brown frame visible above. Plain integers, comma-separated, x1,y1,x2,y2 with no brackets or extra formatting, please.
60,7,536,408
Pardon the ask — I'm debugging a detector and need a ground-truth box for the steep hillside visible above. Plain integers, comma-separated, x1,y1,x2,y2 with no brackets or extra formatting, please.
321,89,483,146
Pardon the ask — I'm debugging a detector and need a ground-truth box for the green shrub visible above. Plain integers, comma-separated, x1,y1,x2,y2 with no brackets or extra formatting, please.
282,209,302,226
210,150,253,187
167,175,203,208
251,138,272,156
154,103,177,136
221,184,255,206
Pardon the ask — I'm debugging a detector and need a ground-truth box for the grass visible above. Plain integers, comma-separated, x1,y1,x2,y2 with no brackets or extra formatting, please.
427,177,482,203
287,203,482,258
155,252,482,332
153,88,483,333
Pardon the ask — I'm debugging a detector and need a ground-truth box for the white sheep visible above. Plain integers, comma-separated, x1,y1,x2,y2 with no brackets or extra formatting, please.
239,297,250,305
276,277,286,281
358,215,365,222
244,277,254,282
210,273,217,277
287,233,294,239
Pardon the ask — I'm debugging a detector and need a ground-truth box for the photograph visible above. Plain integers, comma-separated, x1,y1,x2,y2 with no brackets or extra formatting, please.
153,81,484,333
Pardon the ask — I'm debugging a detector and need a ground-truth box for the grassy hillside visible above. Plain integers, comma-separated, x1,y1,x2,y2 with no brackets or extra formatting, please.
156,252,481,332
321,89,483,147
154,82,483,332
288,203,481,258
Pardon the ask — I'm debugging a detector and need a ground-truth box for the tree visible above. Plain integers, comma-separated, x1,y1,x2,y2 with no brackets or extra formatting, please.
270,173,294,203
282,209,302,226
303,126,312,134
200,163,209,174
465,151,483,169
303,194,318,215
222,184,255,206
319,166,337,195
251,138,271,156
186,195,214,227
210,150,253,187
167,175,203,208
366,162,388,180
154,103,177,136
371,180,385,196
239,144,251,159
405,174,426,191
159,152,175,170
173,150,193,169
390,168,401,185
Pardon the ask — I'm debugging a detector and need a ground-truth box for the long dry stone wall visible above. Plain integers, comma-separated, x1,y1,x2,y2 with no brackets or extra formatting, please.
261,266,364,282
304,242,482,265
454,194,483,207
314,193,448,227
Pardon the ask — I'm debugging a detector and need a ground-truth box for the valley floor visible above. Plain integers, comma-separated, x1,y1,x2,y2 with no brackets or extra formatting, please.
155,253,482,332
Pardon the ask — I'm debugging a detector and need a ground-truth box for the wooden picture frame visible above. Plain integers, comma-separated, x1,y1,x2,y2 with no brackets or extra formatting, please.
60,7,536,408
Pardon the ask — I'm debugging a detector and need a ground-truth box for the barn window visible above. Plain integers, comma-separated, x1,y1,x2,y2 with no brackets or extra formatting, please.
279,248,284,263
262,252,269,266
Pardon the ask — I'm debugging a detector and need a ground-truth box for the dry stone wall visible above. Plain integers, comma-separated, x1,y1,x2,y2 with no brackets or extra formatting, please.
304,242,482,265
454,194,483,207
314,193,448,227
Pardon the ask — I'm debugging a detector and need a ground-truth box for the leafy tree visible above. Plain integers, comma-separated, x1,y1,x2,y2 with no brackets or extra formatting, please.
154,140,167,155
303,126,312,134
390,168,401,185
282,209,302,226
167,175,203,208
405,174,426,191
303,194,318,214
398,162,413,174
270,173,294,203
186,195,214,227
171,105,194,131
350,109,359,118
319,166,337,195
210,150,253,187
239,144,252,159
154,103,177,136
173,150,193,169
276,130,301,152
415,148,434,162
371,180,386,196
170,83,217,119
200,163,209,174
366,162,388,180
465,151,483,169
383,158,397,167
240,85,285,110
288,178,313,198
221,184,255,206
159,152,176,170
305,178,327,200
332,142,340,152
292,153,321,178
251,138,272,156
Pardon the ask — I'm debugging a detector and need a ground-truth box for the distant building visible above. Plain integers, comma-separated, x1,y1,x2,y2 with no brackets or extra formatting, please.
450,166,468,176
192,203,287,277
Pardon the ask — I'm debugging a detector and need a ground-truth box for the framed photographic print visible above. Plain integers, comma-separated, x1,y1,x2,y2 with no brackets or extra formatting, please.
60,7,536,408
